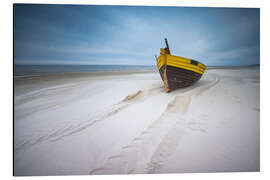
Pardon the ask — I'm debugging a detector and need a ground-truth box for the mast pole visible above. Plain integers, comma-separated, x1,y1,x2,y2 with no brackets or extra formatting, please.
165,38,171,54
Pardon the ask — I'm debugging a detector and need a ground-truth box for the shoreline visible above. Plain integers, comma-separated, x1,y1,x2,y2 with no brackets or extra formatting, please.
14,69,158,79
14,65,260,78
13,66,259,96
14,69,159,97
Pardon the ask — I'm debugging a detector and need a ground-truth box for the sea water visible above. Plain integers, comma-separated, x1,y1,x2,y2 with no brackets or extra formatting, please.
14,65,155,75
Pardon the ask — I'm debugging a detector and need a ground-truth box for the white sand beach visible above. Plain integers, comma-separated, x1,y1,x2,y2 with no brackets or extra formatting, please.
14,67,260,176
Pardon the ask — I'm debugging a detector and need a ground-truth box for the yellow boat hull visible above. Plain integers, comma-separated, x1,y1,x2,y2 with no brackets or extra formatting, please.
157,48,206,92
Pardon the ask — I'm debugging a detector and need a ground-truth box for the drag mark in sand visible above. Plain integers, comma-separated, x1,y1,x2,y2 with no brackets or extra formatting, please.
89,74,219,174
48,87,163,142
89,95,191,174
14,87,163,152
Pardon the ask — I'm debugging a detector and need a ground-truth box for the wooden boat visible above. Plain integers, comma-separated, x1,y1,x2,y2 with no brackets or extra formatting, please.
156,38,206,92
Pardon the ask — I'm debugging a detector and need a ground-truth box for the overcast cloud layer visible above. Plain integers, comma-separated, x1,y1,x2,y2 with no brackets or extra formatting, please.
14,5,260,66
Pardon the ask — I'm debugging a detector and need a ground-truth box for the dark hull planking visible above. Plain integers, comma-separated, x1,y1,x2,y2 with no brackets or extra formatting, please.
159,65,202,91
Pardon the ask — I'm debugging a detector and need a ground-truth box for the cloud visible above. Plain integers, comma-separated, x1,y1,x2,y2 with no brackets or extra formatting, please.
14,5,260,66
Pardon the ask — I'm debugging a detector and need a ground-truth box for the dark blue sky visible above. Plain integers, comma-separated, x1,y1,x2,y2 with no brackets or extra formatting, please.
14,4,260,66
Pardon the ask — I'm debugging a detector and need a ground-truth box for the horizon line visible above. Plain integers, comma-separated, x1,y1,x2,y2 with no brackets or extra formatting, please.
14,63,260,67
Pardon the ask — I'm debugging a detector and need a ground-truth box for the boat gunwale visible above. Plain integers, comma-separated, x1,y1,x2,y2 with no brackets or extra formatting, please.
158,54,205,74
